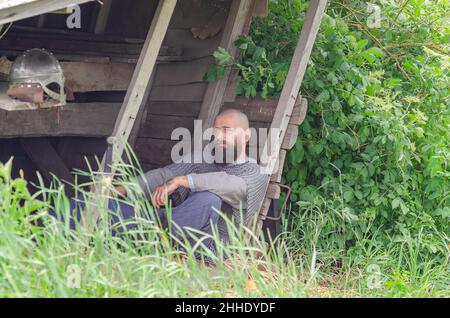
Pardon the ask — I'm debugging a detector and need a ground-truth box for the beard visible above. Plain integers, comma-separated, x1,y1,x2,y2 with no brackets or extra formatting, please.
213,140,245,164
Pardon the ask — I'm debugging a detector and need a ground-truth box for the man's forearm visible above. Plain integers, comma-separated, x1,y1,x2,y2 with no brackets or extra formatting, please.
135,167,176,197
173,175,189,188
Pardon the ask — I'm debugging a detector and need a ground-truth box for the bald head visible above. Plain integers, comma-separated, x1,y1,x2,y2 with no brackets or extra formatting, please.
213,108,251,162
216,108,249,129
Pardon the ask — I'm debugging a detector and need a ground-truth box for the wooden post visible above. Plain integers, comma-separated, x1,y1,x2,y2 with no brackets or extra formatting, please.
94,0,112,34
20,138,75,190
257,0,328,212
107,0,177,169
197,0,254,131
79,0,177,232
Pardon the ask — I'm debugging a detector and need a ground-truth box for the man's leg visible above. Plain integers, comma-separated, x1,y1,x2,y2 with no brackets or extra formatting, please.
166,191,222,254
48,193,141,232
48,191,222,253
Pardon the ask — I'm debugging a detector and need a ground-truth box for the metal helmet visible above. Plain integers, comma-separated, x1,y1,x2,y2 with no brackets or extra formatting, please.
9,48,65,104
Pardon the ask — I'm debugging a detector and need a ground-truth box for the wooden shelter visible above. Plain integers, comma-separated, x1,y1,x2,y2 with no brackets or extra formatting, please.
0,0,328,238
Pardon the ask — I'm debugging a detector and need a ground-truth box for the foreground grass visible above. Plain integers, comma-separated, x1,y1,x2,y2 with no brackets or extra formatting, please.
0,159,448,297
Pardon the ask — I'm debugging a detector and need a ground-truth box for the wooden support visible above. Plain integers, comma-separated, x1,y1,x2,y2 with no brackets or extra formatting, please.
253,0,268,17
257,0,328,216
266,183,281,199
19,137,75,186
197,0,254,130
0,103,121,138
128,70,156,148
62,61,135,93
36,14,46,28
94,0,112,34
108,0,177,168
222,96,307,124
258,197,272,222
290,97,308,126
280,124,298,150
0,0,94,25
270,149,286,183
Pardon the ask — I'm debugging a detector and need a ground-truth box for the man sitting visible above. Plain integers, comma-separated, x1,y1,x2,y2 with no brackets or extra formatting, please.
53,109,268,259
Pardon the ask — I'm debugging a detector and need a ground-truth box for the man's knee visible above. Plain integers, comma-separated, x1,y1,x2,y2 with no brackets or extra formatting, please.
188,191,222,210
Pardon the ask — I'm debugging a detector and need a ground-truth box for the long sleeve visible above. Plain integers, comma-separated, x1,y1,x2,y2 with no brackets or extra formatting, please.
187,171,247,210
135,162,202,199
135,167,176,198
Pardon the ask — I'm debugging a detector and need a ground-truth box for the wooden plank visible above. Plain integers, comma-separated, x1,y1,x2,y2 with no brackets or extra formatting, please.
109,0,177,168
163,28,221,50
105,0,158,39
19,137,75,185
56,137,107,170
190,1,229,40
0,139,14,163
290,97,308,125
222,97,278,122
222,0,257,103
152,56,213,86
197,0,254,130
8,25,145,43
0,0,95,25
94,0,112,34
135,138,178,167
222,96,306,124
169,0,228,29
258,197,272,223
0,29,195,63
0,103,121,138
253,0,268,17
139,115,195,139
223,70,240,102
266,183,280,199
62,61,135,93
128,69,157,149
1,26,219,62
145,101,201,117
270,149,286,183
0,33,142,57
36,14,46,28
281,124,298,150
259,0,327,175
149,83,207,102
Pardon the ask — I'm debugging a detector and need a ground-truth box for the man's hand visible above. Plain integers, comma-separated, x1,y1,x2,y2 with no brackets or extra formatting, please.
151,176,188,208
112,185,127,198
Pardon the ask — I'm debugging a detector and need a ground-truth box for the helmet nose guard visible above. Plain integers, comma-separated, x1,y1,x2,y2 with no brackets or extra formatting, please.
8,48,66,104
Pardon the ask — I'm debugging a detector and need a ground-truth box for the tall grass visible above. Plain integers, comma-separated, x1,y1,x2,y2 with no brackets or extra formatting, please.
0,155,448,297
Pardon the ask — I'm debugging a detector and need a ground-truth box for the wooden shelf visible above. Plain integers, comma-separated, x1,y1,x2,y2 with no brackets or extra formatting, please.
0,101,121,138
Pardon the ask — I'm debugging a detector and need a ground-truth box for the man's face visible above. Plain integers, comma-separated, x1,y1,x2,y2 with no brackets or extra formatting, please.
213,113,250,163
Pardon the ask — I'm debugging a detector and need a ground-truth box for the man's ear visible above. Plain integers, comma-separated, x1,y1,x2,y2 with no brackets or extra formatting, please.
244,128,251,143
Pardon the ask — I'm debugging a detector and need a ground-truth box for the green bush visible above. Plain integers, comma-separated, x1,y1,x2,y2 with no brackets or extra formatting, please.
208,0,449,262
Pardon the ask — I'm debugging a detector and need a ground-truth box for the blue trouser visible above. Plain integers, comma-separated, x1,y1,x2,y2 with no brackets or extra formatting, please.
49,191,222,257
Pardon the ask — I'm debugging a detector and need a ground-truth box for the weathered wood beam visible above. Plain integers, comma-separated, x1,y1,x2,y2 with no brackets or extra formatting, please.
108,0,177,168
197,0,254,130
253,0,268,17
257,0,328,214
127,71,156,149
0,103,121,138
94,0,112,34
19,137,75,186
36,14,46,28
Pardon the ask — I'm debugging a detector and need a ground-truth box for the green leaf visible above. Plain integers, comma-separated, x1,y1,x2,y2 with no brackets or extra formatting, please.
315,90,330,102
392,198,400,209
344,190,354,202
